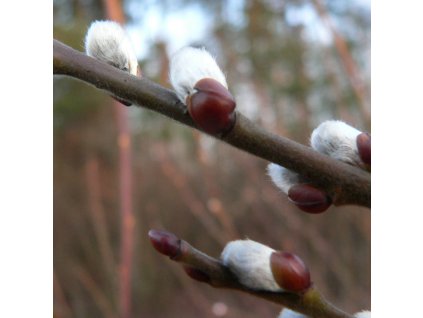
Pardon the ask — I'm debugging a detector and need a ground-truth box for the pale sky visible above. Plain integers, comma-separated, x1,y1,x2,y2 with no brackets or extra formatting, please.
125,0,370,59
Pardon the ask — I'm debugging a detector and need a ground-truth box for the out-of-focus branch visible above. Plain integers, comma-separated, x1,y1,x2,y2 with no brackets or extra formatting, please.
85,157,116,290
73,263,116,318
310,0,370,124
100,1,135,317
148,229,353,318
53,271,73,318
53,39,370,208
155,145,231,245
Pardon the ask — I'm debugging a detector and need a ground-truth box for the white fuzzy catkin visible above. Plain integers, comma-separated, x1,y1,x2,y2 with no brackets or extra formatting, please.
354,311,371,318
85,20,138,75
220,239,282,291
278,309,308,318
267,163,300,194
310,120,362,167
277,309,370,318
169,46,228,103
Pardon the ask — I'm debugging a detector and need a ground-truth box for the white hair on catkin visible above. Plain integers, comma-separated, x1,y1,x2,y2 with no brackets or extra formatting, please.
277,308,370,318
310,120,362,167
169,46,228,103
267,163,300,194
354,311,371,318
220,239,282,291
85,20,138,76
278,308,309,318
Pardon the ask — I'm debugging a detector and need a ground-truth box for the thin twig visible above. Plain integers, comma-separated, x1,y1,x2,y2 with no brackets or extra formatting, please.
53,39,370,208
148,229,353,318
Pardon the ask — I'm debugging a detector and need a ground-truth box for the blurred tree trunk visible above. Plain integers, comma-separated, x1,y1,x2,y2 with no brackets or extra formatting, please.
102,1,135,317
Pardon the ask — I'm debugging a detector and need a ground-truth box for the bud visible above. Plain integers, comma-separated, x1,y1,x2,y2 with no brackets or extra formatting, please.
270,251,311,293
169,46,236,135
183,266,211,283
310,120,362,167
148,229,180,259
267,163,301,195
187,78,236,134
85,20,140,106
278,308,308,318
354,311,371,318
85,20,139,76
169,46,227,102
220,239,282,291
356,132,371,165
221,240,312,293
287,184,332,214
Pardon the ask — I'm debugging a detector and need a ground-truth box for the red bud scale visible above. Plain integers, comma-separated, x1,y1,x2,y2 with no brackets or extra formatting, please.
288,184,332,214
270,251,311,293
356,132,371,166
187,78,236,135
183,266,211,283
148,229,181,259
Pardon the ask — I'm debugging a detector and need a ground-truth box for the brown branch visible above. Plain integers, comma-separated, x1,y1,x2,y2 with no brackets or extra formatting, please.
53,39,370,208
148,229,353,318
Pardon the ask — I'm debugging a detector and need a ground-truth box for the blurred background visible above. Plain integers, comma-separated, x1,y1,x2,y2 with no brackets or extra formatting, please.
53,0,370,317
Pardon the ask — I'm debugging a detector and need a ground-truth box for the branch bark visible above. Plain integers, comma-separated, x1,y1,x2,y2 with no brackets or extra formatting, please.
148,229,353,318
53,39,370,208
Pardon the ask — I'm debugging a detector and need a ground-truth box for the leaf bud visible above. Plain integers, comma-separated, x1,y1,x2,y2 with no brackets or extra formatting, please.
148,229,180,259
187,78,236,135
287,184,332,214
270,251,311,293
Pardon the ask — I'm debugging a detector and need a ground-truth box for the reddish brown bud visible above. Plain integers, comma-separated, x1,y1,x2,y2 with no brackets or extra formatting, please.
270,251,311,293
187,78,236,135
183,266,211,283
148,229,181,259
356,132,371,165
288,184,331,214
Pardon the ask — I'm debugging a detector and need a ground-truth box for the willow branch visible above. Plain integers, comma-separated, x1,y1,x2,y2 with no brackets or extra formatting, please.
53,39,370,208
148,229,353,318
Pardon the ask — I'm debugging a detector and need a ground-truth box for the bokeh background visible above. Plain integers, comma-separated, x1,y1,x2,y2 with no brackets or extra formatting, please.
53,0,370,317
